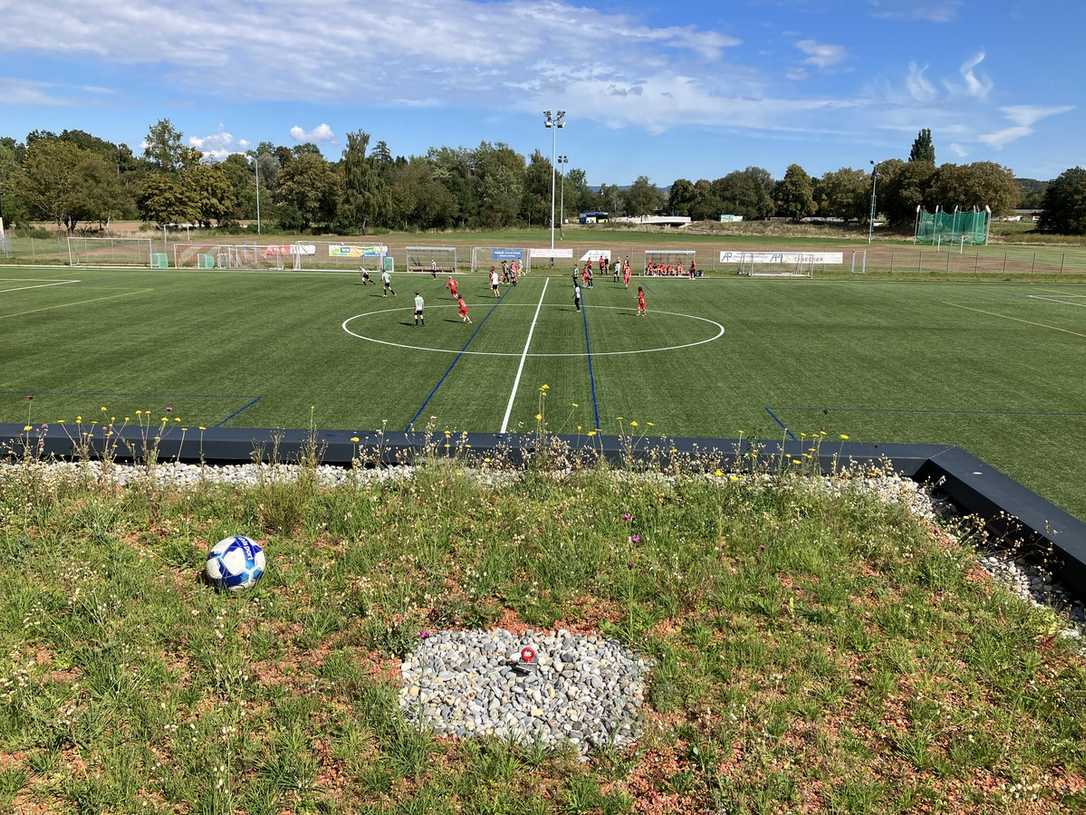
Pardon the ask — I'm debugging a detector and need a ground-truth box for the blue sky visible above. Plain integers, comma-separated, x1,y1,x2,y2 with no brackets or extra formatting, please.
1,0,1082,183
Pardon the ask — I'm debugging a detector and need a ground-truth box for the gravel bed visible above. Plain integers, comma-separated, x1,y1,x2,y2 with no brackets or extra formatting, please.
399,629,650,752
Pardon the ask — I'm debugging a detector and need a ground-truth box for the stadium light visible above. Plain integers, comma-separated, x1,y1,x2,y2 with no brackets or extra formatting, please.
868,160,878,244
248,152,262,235
557,155,569,237
544,110,566,249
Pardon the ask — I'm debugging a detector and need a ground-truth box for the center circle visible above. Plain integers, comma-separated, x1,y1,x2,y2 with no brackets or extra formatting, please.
340,303,725,357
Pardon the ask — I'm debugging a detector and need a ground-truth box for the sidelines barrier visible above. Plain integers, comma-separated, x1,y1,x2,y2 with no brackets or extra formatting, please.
3,422,1083,600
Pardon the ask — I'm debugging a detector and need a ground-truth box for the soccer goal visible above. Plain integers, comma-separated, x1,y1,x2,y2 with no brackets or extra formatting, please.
471,247,530,275
721,250,842,278
68,236,153,267
406,246,458,275
644,249,697,277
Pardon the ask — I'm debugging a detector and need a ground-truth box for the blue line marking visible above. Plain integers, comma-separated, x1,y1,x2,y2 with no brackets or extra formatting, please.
405,286,511,431
213,396,262,428
581,292,602,430
764,405,796,441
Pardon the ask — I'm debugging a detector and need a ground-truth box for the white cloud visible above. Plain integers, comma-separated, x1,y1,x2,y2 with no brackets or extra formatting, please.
289,123,336,143
978,105,1074,148
869,1,962,22
0,77,71,106
905,62,936,102
188,129,250,161
949,142,968,157
795,39,847,69
957,52,993,100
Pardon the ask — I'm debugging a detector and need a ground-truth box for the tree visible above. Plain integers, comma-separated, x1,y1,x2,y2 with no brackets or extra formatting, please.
713,167,775,219
1038,167,1086,235
183,164,237,227
341,131,386,232
774,164,816,221
667,179,698,216
877,158,934,227
17,139,125,232
521,150,552,228
624,176,664,216
274,152,341,231
562,168,591,217
472,142,524,228
688,179,723,221
0,138,26,225
814,168,869,221
929,162,1018,216
909,129,935,163
595,183,624,216
137,173,198,227
143,118,199,173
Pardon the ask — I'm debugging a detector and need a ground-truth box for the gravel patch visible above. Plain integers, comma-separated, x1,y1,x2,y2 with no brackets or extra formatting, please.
399,629,650,752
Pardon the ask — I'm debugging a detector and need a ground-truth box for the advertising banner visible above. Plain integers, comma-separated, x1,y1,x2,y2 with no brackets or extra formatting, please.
529,248,573,259
329,244,387,258
491,248,525,261
579,249,611,263
718,251,843,264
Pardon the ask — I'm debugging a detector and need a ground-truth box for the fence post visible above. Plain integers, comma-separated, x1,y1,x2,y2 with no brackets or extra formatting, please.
1003,252,1007,274
917,249,922,273
850,251,855,274
974,247,979,274
890,250,894,273
1031,252,1036,274
946,251,951,273
1061,253,1066,274
862,250,867,273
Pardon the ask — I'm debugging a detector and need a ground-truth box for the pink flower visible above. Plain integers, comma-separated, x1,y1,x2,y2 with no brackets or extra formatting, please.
628,534,641,544
419,630,431,640
622,513,634,522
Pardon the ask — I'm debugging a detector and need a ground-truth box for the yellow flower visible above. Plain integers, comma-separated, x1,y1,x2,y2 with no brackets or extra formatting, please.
199,426,207,432
839,434,849,440
713,469,724,477
350,436,360,443
535,413,543,421
577,425,582,432
729,474,740,482
174,417,181,423
647,422,655,427
123,416,129,422
571,402,579,408
587,430,597,437
57,419,66,424
629,420,639,428
75,415,82,423
100,406,108,412
23,425,33,432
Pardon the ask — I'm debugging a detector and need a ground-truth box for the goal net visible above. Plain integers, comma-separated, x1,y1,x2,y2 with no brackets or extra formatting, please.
406,246,458,275
644,249,696,277
68,237,153,267
915,207,990,246
172,243,304,270
471,247,529,275
721,250,841,278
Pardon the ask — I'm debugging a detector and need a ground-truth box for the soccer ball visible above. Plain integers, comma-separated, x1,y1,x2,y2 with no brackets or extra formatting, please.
205,535,266,592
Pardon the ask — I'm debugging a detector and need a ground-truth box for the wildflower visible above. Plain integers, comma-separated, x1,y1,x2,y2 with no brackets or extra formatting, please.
350,436,360,443
587,430,597,437
729,474,740,482
577,425,582,432
444,430,452,438
123,416,129,422
75,416,82,423
713,469,724,477
199,426,207,432
628,534,642,544
136,410,143,416
100,406,108,412
571,402,579,408
839,434,849,440
539,384,550,391
57,419,65,424
23,425,32,432
419,630,431,640
622,513,634,522
647,422,655,427
629,420,639,428
535,413,543,422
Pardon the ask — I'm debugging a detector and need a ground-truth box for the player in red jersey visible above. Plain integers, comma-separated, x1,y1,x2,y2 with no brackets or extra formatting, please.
446,276,459,299
457,295,472,324
636,286,647,318
623,261,632,289
597,254,606,278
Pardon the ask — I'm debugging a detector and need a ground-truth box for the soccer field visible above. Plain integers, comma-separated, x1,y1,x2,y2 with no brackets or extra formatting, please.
2,266,1084,519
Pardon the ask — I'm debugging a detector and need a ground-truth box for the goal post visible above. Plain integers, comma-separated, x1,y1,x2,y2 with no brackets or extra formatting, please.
67,236,153,267
171,242,309,270
406,246,458,275
471,247,530,275
721,250,842,278
644,249,697,277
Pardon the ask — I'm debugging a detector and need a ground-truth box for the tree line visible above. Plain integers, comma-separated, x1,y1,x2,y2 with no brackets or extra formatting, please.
1,121,1085,235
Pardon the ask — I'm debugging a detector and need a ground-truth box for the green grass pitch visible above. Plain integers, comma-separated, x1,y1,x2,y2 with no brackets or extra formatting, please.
1,266,1084,519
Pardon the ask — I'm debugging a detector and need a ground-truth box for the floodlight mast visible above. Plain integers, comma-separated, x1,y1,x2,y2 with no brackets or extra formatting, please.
868,160,878,244
544,110,565,249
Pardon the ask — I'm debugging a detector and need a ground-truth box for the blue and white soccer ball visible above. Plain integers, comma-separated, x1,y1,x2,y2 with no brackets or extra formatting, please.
205,535,266,592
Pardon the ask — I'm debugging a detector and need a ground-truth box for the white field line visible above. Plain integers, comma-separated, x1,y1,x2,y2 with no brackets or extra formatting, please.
0,280,80,294
499,277,549,433
943,301,1086,339
1027,295,1086,308
0,289,154,320
1037,289,1086,297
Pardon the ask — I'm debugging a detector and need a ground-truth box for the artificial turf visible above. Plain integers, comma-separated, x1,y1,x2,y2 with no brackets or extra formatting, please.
1,266,1084,519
